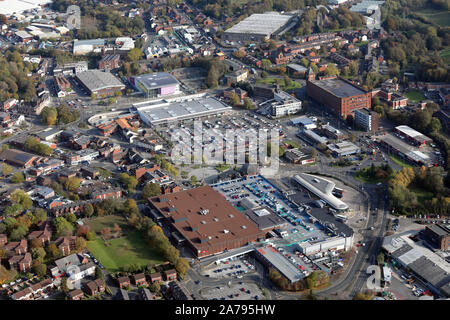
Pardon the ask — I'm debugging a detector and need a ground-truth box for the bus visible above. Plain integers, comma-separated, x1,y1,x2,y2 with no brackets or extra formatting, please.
336,214,348,223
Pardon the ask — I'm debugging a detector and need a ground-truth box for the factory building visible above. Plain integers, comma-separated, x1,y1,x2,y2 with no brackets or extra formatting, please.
75,70,125,97
306,78,371,118
148,186,264,258
223,13,295,42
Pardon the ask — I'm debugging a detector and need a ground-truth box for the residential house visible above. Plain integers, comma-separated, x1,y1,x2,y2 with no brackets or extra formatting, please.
133,273,148,287
28,229,52,246
84,279,105,296
67,289,84,300
4,239,28,255
149,272,162,284
55,236,78,256
9,253,32,272
164,269,177,281
117,276,131,288
0,234,7,246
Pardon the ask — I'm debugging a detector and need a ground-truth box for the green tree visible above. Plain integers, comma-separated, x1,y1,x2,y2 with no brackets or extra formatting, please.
175,258,190,278
53,217,74,237
66,212,77,224
324,63,339,76
31,247,46,263
64,177,80,192
83,203,94,217
61,277,69,293
142,183,161,199
95,266,104,280
33,263,47,277
126,48,143,62
2,164,12,176
86,231,96,241
190,175,197,185
10,189,32,209
229,92,240,106
11,172,25,183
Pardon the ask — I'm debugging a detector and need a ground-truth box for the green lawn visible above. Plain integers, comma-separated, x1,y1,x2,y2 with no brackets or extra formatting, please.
416,8,450,27
255,77,301,91
405,90,426,102
86,215,129,233
86,230,164,272
389,154,413,168
440,48,450,64
409,184,434,202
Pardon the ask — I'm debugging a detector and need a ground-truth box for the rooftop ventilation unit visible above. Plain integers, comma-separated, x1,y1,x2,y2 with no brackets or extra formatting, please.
201,220,206,224
199,209,209,215
228,214,234,218
241,225,247,229
223,229,229,234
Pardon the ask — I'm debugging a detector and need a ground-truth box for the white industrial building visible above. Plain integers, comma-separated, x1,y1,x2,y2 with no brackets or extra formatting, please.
270,91,302,119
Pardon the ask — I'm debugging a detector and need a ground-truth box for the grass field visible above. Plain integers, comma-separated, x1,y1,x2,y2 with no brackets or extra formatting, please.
86,230,164,272
440,48,450,63
86,215,165,272
86,215,129,233
409,184,434,203
417,8,450,27
255,77,301,91
405,90,426,102
389,154,413,168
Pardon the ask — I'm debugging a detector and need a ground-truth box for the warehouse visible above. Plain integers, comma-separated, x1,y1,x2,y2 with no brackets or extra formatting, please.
75,70,125,97
327,141,361,157
148,186,264,258
382,230,450,298
255,246,304,283
0,149,40,168
377,133,433,167
223,13,295,42
394,125,433,146
134,94,232,126
130,73,180,99
306,78,371,118
243,206,288,232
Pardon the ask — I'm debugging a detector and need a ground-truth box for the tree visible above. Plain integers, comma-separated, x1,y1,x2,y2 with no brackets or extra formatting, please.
64,177,80,192
10,225,28,241
175,258,190,277
33,263,47,277
90,93,97,100
119,173,138,192
2,164,12,176
324,63,339,76
243,97,255,110
190,175,197,185
75,237,86,252
83,203,94,217
32,208,47,224
261,71,268,78
11,172,25,183
41,107,58,126
95,267,104,280
126,48,143,62
205,65,219,88
66,212,77,224
53,217,74,237
164,245,180,265
123,198,139,216
46,243,60,259
61,277,69,293
31,247,46,263
10,189,32,209
229,92,240,106
142,183,161,199
86,231,96,241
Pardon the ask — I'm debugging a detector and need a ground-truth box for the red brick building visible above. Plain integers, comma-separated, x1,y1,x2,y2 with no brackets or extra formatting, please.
148,186,264,258
164,269,177,281
306,78,371,118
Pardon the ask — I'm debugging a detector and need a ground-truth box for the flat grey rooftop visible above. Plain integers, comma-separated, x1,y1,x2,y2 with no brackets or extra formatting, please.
256,246,304,283
136,96,231,124
224,13,292,36
132,72,179,90
76,70,124,92
311,78,366,98
243,206,287,230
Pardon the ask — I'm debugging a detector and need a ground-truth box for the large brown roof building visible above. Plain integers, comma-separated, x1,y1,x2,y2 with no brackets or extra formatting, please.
306,78,371,118
148,186,264,258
